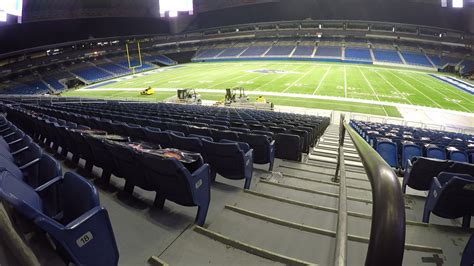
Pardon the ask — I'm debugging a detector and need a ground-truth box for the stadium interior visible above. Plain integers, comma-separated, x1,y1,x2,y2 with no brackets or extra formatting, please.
0,0,473,265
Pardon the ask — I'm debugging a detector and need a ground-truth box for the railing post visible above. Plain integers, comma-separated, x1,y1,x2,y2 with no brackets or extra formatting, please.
333,114,346,183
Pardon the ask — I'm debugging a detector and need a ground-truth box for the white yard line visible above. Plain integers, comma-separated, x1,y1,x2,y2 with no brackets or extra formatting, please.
343,66,347,98
312,66,332,95
357,67,388,116
413,73,473,103
357,67,383,102
400,73,472,113
388,71,446,109
281,65,316,93
374,70,413,105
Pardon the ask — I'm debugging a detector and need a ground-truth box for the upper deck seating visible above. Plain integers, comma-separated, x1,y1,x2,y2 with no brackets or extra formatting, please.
345,48,372,62
373,50,403,64
292,46,315,57
240,46,271,57
217,47,247,58
401,52,433,67
315,46,342,58
265,46,295,56
71,67,113,82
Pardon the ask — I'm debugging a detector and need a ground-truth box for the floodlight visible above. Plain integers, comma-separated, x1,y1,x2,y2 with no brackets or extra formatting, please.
452,0,463,8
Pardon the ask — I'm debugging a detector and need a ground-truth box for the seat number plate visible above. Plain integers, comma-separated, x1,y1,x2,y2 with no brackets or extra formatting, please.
76,231,93,248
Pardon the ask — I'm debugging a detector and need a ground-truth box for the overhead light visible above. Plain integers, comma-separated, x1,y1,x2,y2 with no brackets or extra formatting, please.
452,0,463,8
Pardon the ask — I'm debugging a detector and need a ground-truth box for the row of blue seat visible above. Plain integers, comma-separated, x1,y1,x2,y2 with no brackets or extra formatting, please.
350,120,474,169
0,116,119,265
7,106,215,225
25,103,278,170
39,102,329,161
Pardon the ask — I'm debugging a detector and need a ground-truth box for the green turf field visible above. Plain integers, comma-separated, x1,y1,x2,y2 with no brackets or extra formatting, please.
62,61,474,117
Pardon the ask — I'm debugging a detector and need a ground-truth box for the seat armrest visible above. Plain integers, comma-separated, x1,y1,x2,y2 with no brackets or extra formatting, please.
269,140,276,146
18,158,40,170
11,146,29,156
34,176,63,193
8,138,22,145
192,163,210,179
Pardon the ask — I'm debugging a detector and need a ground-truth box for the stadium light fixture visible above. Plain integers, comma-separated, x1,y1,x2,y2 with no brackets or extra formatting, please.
452,0,463,8
0,11,6,22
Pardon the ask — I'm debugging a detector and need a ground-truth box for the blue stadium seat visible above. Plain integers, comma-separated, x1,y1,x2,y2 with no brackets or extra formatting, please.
239,133,276,171
139,154,210,226
274,133,302,161
171,134,204,154
402,157,451,193
202,139,253,189
449,150,469,163
212,130,240,142
376,141,398,168
0,170,119,266
423,172,474,228
425,144,447,160
401,143,422,170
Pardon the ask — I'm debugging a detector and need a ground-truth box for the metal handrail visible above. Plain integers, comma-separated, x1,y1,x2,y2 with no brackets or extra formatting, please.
333,115,348,266
334,116,406,266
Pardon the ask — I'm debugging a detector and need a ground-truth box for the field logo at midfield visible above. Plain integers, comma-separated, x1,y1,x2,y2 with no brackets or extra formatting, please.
247,69,300,74
429,74,474,95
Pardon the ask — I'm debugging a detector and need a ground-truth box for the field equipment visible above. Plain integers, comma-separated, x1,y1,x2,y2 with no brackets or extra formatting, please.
225,87,249,105
178,89,202,104
221,88,274,111
140,87,155,95
165,89,202,105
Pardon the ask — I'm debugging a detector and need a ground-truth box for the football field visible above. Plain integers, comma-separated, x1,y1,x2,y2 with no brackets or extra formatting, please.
63,61,474,118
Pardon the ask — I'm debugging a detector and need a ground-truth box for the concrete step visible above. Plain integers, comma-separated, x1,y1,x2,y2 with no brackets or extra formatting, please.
207,207,335,265
159,226,287,265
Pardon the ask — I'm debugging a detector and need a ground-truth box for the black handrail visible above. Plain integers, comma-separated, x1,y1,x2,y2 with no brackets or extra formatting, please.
342,119,406,266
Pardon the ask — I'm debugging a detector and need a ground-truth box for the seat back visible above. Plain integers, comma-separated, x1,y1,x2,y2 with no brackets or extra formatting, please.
0,170,43,220
83,135,116,171
171,134,203,154
239,133,271,164
213,130,239,141
426,145,446,160
449,150,468,163
60,172,100,224
202,139,246,179
449,162,474,176
407,157,452,191
274,133,301,161
376,141,398,168
402,144,422,169
144,128,171,148
140,154,194,205
434,175,474,218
